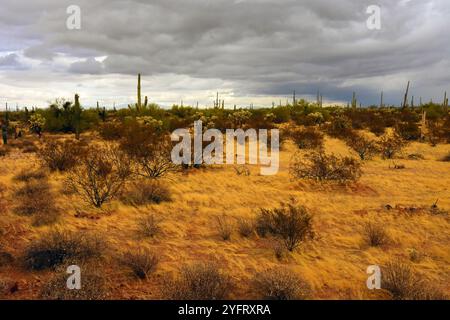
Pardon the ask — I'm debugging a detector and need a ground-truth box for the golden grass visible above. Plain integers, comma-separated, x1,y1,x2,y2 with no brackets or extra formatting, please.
0,135,449,300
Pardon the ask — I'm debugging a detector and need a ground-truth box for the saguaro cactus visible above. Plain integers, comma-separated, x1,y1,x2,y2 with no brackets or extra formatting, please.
402,81,410,109
137,73,142,111
351,92,357,109
74,94,82,140
444,91,448,112
380,91,384,108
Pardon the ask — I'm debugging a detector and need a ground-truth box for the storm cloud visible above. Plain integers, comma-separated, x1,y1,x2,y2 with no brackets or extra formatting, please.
0,0,449,107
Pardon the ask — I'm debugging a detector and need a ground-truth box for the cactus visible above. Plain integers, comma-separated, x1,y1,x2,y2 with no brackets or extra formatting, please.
402,81,410,109
73,94,82,140
144,95,148,108
421,110,427,140
351,92,357,109
411,96,414,108
444,91,448,112
380,91,384,108
137,73,142,111
2,104,8,145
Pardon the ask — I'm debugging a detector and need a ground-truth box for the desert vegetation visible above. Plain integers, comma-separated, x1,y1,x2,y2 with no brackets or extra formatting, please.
0,77,449,300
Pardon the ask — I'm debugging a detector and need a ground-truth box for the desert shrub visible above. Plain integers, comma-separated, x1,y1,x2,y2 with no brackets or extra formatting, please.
121,180,171,206
14,179,60,226
362,221,390,247
252,267,311,300
23,230,105,270
382,260,447,300
256,202,314,251
234,165,250,176
40,267,107,300
163,262,232,300
38,139,86,171
13,167,48,182
379,131,407,159
67,145,132,208
396,121,421,141
216,215,232,241
237,218,254,238
0,146,11,157
120,121,175,179
0,251,14,267
98,121,123,141
290,127,324,150
290,151,362,183
138,214,161,238
327,114,353,138
121,248,159,279
345,132,378,160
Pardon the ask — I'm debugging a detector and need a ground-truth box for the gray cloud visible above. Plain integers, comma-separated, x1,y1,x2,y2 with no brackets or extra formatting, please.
0,0,449,106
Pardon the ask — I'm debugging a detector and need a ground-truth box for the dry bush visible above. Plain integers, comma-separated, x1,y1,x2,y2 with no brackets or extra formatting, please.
98,121,123,141
396,121,421,141
237,218,254,238
252,267,311,300
0,251,14,267
440,152,450,162
327,114,353,138
14,179,60,226
345,132,378,160
38,140,86,171
138,214,161,238
40,267,107,300
234,165,250,176
23,230,105,270
290,127,324,150
13,167,48,182
256,202,314,251
362,221,390,247
216,215,232,241
379,132,407,159
67,145,132,208
121,180,171,206
121,248,159,279
163,262,232,300
382,260,447,300
0,146,11,157
290,151,362,183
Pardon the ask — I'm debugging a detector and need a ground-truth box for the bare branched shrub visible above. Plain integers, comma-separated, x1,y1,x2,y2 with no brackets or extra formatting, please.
40,267,107,300
345,132,378,160
14,179,60,226
237,218,254,238
121,180,171,206
382,259,447,300
38,140,86,171
67,145,132,208
138,214,161,238
256,202,314,251
290,127,324,150
163,262,232,300
290,151,362,183
23,230,105,270
121,248,159,279
362,221,390,247
216,215,232,241
379,132,407,159
252,267,311,300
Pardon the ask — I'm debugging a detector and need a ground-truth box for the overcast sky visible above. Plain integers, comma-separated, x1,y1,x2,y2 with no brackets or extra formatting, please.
0,0,449,109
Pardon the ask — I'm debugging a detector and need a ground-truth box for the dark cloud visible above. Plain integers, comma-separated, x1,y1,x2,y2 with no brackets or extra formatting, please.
0,0,449,105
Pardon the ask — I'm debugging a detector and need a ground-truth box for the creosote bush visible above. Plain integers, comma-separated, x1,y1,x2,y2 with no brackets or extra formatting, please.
362,221,390,247
121,248,159,279
290,126,324,150
23,230,105,270
382,260,447,300
379,131,407,159
67,145,132,208
40,267,107,300
121,180,171,206
345,132,378,160
38,139,86,171
256,201,314,251
290,151,362,183
252,267,311,300
163,262,232,300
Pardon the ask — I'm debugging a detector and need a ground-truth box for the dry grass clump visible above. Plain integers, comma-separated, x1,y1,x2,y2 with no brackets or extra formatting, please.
252,267,311,300
362,221,390,247
40,267,107,300
13,167,48,182
382,259,447,300
215,215,233,241
14,178,60,226
122,180,171,206
237,218,255,238
120,248,159,279
290,151,362,183
23,230,105,270
256,201,314,251
137,214,161,238
0,146,11,157
162,262,232,300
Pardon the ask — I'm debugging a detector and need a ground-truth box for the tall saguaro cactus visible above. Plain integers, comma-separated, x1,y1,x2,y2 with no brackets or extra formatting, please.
137,73,142,111
74,93,82,140
444,91,448,112
351,92,357,109
380,91,384,108
402,81,410,109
